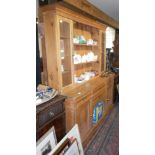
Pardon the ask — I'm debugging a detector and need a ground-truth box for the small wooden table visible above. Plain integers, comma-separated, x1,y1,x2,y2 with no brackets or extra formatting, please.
36,95,66,142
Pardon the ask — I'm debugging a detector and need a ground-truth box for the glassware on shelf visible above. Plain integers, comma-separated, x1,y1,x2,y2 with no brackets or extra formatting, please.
79,35,87,44
93,40,97,45
74,71,96,83
73,36,79,44
81,54,87,63
73,35,98,46
73,54,82,64
87,39,94,45
73,52,98,64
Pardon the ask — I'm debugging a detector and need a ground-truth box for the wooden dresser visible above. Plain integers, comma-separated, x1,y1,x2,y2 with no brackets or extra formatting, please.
36,95,66,142
39,3,115,148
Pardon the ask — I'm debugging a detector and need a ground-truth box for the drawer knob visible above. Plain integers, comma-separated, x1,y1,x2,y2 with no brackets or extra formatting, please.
49,111,55,117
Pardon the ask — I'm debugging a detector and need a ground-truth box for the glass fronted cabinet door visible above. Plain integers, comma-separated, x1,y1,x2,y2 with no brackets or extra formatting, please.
58,17,73,88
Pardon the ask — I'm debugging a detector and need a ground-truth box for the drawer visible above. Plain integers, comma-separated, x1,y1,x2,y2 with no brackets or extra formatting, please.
38,101,64,127
76,92,91,103
76,93,91,108
92,87,106,100
92,83,106,94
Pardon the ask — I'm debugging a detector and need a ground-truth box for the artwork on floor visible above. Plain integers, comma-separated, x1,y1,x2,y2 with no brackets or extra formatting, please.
36,127,57,155
64,139,80,155
51,124,84,155
52,138,80,155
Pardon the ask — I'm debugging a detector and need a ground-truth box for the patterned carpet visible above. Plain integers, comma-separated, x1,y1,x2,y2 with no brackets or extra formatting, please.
85,104,119,155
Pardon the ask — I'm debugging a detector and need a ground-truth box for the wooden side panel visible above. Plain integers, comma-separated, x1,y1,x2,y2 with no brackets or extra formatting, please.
98,30,102,74
42,12,60,90
41,37,48,85
107,74,114,105
65,99,76,132
101,31,106,72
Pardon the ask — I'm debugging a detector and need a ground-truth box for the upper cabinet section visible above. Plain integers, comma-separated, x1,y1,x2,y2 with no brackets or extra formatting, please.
39,4,107,92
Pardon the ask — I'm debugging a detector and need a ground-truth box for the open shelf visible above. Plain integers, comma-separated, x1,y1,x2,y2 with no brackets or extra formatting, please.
73,22,101,81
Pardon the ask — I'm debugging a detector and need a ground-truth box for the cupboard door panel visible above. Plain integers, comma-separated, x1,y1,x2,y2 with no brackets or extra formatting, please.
76,99,90,140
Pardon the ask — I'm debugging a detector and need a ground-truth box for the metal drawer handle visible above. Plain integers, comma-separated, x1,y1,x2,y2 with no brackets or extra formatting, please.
49,111,55,117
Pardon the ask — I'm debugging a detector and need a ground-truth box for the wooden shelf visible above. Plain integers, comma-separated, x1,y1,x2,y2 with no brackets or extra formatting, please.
74,61,99,65
73,43,98,47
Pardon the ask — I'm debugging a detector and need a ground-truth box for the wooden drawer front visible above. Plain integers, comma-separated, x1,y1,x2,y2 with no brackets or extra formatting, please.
76,93,91,108
38,102,64,127
92,86,106,100
92,82,106,94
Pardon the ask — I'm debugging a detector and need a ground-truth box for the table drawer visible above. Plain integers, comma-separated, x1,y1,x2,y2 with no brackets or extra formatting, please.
38,101,64,127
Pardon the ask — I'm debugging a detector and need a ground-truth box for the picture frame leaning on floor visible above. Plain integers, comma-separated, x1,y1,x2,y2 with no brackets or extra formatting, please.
36,126,57,155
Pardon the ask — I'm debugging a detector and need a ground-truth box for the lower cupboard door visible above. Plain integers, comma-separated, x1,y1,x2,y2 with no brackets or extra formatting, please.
76,100,90,141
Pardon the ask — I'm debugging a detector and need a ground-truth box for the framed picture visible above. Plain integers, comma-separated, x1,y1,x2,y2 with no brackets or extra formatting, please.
64,139,80,155
36,127,57,155
51,124,84,155
52,138,71,155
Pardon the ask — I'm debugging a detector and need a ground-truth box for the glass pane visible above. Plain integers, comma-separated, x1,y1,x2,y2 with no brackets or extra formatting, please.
59,20,72,87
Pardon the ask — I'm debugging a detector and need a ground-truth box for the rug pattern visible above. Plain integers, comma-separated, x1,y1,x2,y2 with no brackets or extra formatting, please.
85,104,119,155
